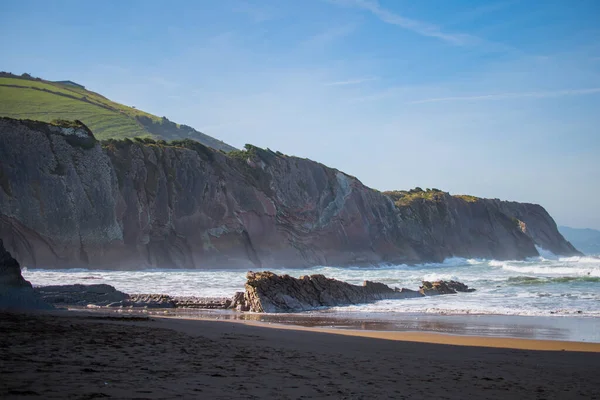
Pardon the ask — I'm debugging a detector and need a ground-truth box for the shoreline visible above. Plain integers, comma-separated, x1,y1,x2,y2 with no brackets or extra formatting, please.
154,314,600,352
69,307,600,349
2,309,600,398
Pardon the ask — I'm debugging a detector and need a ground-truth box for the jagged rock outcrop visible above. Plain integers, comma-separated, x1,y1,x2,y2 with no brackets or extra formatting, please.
28,272,476,312
0,239,51,310
240,271,474,313
0,239,29,288
0,118,581,270
126,294,229,309
419,280,475,296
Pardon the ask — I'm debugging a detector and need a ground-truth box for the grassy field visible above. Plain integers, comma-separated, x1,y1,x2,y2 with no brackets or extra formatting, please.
0,75,235,151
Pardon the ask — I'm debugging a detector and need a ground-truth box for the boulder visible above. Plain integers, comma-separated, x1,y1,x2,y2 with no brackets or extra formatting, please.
419,280,476,296
229,291,249,311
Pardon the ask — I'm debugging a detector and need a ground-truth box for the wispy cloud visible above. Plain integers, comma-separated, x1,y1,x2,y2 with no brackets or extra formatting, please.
232,2,276,23
331,0,479,46
408,88,600,104
444,1,517,26
326,77,378,86
300,23,357,50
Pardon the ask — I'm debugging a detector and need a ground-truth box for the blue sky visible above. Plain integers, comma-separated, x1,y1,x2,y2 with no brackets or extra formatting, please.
2,0,600,229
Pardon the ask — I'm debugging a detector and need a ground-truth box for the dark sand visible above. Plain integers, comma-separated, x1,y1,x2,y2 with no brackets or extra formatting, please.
1,311,599,399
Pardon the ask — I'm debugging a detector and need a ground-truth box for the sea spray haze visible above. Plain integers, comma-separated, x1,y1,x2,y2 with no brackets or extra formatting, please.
559,226,600,256
0,118,579,271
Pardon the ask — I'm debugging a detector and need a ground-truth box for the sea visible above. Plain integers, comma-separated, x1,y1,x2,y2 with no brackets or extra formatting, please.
22,246,600,342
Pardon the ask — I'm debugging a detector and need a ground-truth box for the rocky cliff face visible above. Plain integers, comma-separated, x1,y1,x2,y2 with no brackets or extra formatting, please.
0,239,29,288
388,190,581,261
489,200,581,256
0,118,581,269
0,238,50,309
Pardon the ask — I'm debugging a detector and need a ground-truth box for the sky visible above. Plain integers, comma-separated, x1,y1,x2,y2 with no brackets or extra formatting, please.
2,0,599,229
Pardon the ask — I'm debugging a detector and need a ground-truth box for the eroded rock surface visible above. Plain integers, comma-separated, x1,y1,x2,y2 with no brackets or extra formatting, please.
33,284,230,309
0,239,51,310
241,271,474,313
34,284,129,307
28,272,476,312
0,118,581,270
419,280,475,296
128,294,230,309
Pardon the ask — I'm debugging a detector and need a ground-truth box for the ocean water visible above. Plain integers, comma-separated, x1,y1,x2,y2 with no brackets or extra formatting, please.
22,248,600,318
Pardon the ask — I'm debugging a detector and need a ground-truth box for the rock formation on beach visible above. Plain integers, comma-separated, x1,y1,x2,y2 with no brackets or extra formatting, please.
0,239,50,310
33,284,230,309
0,117,581,270
0,239,29,288
239,271,475,313
34,284,130,307
27,271,475,313
419,280,475,296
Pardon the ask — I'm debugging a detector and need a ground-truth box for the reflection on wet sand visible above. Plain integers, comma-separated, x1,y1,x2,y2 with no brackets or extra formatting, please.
119,308,600,343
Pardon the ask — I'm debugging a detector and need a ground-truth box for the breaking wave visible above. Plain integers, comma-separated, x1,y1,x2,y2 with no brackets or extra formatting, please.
507,276,600,285
22,252,600,318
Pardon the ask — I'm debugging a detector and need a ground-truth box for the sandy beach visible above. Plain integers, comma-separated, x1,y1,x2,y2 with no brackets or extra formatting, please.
1,311,599,399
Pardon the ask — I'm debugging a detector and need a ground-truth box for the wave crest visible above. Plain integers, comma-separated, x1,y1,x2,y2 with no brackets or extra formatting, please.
507,276,600,285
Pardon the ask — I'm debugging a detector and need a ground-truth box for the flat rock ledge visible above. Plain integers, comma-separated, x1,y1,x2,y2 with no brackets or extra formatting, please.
32,271,475,313
34,285,231,309
236,271,475,313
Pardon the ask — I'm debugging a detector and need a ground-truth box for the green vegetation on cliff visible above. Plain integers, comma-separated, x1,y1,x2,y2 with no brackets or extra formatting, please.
384,188,446,207
454,194,480,203
384,188,482,207
0,72,235,152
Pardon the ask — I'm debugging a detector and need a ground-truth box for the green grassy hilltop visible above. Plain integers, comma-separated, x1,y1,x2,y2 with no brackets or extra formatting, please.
0,73,235,152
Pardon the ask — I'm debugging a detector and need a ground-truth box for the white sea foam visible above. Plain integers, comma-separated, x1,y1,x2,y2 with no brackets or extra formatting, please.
501,264,600,277
535,245,559,260
22,254,600,317
421,273,460,282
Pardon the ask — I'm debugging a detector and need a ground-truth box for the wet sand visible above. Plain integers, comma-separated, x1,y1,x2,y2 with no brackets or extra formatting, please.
142,308,600,343
1,311,599,399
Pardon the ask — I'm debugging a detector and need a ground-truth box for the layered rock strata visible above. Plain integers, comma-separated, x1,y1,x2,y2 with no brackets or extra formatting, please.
240,271,475,313
30,271,476,312
33,285,230,309
0,118,580,269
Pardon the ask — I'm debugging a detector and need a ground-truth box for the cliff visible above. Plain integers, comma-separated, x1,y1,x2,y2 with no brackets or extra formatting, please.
0,118,581,269
386,189,581,260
